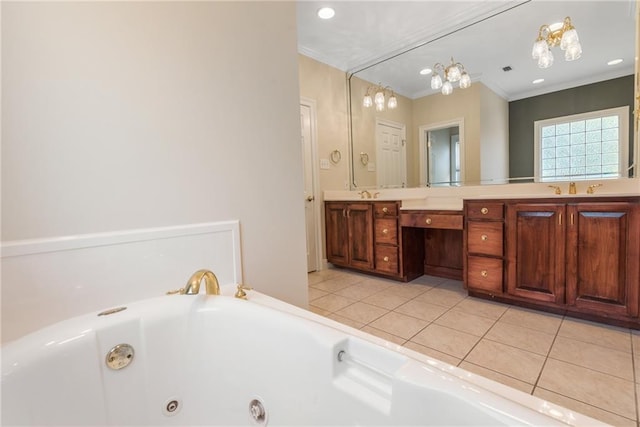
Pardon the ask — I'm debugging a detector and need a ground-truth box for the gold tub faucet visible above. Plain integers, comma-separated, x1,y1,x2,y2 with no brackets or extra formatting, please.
167,269,221,295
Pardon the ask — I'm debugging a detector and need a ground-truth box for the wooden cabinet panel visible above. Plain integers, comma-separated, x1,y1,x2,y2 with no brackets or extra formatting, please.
375,246,399,274
566,203,639,317
466,202,504,220
467,222,503,257
506,204,565,304
325,202,348,266
347,203,374,270
375,218,398,244
467,256,503,293
400,212,463,230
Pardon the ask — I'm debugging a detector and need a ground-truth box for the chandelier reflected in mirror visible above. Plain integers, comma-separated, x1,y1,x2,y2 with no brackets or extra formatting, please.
430,58,471,95
363,84,397,111
532,16,582,68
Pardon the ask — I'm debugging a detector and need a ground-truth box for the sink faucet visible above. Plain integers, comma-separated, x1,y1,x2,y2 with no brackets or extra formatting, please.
359,190,372,199
167,269,221,295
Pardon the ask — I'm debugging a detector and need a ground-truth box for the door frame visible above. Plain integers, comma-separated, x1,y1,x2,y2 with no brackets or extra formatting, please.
300,97,323,271
418,118,465,186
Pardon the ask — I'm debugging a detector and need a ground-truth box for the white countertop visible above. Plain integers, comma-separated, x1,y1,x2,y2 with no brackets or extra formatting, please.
323,179,640,211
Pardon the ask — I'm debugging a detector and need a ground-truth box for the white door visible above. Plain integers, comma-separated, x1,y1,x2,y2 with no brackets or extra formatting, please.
376,120,406,188
300,102,319,272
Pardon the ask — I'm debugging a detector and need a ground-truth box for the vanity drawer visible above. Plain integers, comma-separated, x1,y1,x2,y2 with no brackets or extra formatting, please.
375,203,398,218
466,202,504,220
375,219,398,244
467,256,503,293
467,222,503,257
375,246,399,274
400,212,463,230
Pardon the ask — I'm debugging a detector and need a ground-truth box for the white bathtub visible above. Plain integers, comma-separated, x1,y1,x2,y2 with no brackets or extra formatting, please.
2,287,607,426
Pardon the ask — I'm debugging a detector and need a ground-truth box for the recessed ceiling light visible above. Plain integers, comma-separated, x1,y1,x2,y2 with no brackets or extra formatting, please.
317,7,335,19
607,58,623,66
533,78,544,84
419,68,432,75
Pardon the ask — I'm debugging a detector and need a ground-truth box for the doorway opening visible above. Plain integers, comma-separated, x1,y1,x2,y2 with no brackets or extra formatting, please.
419,119,465,187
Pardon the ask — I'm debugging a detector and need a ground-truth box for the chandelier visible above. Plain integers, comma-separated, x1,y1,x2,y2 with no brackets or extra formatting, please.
363,84,397,111
430,58,471,95
532,16,582,68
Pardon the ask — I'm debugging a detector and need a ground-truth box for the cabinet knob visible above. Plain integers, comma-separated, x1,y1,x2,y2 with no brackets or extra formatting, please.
425,218,432,225
383,256,389,262
382,228,389,234
481,234,488,241
481,270,488,278
382,207,388,213
481,207,489,215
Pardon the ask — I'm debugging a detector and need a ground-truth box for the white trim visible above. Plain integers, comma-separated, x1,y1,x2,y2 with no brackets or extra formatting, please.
300,97,323,272
418,118,465,186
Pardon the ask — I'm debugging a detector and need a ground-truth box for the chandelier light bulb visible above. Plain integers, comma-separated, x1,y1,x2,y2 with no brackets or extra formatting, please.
447,64,462,82
431,73,443,90
560,28,578,50
363,94,373,108
532,16,581,68
375,101,385,112
538,49,554,68
532,39,548,60
387,95,398,109
441,81,453,95
459,72,471,89
564,42,582,61
374,90,385,105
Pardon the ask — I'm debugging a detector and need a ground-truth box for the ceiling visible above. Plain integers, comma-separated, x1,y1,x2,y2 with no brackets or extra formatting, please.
296,0,636,101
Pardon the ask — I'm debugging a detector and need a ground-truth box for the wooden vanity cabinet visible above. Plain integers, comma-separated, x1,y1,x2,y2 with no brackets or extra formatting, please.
465,197,640,328
464,202,505,294
325,202,373,270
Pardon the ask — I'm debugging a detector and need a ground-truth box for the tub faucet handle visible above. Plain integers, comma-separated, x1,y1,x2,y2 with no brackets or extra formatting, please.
166,288,185,295
235,284,253,300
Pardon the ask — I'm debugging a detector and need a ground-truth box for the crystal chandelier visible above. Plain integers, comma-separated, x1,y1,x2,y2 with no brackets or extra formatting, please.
363,84,397,111
430,58,471,95
532,16,582,69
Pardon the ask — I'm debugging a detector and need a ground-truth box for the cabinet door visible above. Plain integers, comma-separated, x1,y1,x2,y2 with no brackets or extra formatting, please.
325,202,349,266
506,204,565,304
566,203,639,317
348,203,374,269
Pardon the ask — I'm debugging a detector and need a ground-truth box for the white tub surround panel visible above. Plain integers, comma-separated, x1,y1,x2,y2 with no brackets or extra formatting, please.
1,221,242,344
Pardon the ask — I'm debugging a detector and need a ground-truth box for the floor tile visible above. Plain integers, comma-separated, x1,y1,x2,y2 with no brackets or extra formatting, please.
307,272,327,286
454,297,508,320
409,275,447,286
485,321,555,356
458,361,533,394
334,302,389,324
558,318,631,354
309,294,354,312
434,309,496,337
308,287,329,301
631,330,640,354
534,387,637,427
415,287,466,308
382,283,431,299
549,336,634,381
403,341,461,367
357,277,397,292
465,339,545,384
499,306,563,335
394,298,449,322
334,283,386,300
360,325,406,346
325,313,365,330
537,358,636,420
308,305,331,317
368,311,430,340
410,323,480,359
310,273,364,292
362,289,411,310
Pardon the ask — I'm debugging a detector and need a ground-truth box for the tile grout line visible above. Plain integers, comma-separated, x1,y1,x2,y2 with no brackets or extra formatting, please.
530,315,565,395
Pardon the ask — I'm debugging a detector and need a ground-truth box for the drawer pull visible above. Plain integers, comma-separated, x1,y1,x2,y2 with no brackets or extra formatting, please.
382,207,389,213
425,218,432,225
481,270,488,278
382,228,389,234
383,256,389,262
481,234,488,241
481,207,489,215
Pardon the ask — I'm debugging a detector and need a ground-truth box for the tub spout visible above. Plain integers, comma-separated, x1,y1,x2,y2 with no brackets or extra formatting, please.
184,269,221,295
167,269,221,295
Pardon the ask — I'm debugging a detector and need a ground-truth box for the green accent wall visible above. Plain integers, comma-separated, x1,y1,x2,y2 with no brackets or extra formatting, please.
509,75,634,179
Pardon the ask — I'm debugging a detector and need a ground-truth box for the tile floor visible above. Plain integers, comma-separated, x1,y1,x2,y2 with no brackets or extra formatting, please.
308,268,640,426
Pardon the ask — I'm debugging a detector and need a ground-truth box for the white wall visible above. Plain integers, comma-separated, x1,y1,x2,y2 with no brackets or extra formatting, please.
1,1,309,332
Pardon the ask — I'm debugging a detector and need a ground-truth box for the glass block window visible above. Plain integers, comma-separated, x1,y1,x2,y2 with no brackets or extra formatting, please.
534,107,629,182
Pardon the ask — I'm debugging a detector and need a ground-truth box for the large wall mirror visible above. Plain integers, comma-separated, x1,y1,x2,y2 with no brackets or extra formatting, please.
348,0,637,189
